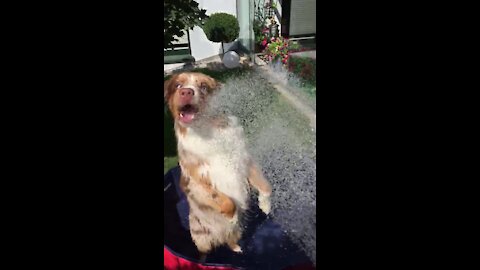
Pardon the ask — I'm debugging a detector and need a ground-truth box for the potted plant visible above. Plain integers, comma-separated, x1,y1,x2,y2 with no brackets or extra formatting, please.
263,36,300,66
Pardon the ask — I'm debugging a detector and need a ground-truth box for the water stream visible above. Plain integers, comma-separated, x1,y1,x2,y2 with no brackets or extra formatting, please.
205,69,317,264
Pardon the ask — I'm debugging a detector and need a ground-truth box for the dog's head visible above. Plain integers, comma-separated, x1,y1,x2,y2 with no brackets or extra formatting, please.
164,72,220,126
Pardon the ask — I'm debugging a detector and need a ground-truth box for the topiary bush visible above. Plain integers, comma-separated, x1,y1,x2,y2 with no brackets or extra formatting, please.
202,12,239,54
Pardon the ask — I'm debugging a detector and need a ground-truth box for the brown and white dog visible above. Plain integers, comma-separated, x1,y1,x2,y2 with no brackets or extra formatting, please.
164,72,272,258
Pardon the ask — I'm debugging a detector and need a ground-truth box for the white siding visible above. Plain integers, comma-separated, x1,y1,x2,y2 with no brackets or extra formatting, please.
189,0,238,61
289,0,316,36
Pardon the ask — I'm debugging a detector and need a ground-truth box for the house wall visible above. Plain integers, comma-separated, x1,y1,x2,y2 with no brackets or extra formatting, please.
189,0,238,61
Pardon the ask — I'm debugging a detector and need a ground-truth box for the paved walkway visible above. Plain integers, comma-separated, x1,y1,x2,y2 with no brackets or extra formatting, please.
164,52,251,74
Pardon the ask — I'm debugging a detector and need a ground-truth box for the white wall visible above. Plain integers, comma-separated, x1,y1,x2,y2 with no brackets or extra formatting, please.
189,0,237,61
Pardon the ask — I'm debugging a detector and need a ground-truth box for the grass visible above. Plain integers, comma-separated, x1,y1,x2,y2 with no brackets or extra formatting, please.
287,56,316,96
164,156,178,175
164,67,250,82
163,67,251,175
164,104,178,174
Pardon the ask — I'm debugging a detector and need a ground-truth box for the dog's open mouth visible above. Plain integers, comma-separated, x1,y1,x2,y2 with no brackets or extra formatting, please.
179,104,198,124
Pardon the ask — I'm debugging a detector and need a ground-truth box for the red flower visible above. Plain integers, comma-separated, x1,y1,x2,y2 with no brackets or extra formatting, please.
261,39,267,47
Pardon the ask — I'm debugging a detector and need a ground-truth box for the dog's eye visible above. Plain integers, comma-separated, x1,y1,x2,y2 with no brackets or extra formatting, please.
176,83,182,89
200,84,207,93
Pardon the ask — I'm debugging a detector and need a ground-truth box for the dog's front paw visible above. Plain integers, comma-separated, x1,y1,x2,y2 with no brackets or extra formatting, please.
230,244,243,253
258,193,271,215
228,212,239,224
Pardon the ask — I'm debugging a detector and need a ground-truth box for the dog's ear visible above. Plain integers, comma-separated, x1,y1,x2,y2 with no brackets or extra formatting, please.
164,74,178,103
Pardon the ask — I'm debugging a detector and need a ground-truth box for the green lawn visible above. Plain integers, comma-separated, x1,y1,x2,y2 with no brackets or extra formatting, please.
164,67,250,83
287,56,316,97
163,67,250,175
164,103,178,174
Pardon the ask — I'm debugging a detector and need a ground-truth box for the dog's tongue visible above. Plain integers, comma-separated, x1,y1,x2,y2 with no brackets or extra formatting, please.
180,111,195,123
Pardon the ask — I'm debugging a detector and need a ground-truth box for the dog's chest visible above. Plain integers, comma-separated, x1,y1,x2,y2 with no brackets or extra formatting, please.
179,116,248,159
178,117,251,209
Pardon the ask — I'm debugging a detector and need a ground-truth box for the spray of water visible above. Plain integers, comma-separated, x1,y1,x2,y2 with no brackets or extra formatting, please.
266,61,316,112
204,69,317,264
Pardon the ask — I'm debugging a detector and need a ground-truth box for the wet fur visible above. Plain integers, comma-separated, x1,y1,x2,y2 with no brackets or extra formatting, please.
165,72,272,257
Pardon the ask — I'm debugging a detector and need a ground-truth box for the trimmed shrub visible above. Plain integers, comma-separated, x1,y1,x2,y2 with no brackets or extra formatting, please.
202,13,239,44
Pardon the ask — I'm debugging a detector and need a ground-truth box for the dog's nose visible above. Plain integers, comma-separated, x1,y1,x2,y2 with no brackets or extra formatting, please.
180,88,194,97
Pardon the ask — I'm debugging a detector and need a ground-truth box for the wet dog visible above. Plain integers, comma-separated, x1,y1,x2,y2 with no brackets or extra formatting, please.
164,72,272,259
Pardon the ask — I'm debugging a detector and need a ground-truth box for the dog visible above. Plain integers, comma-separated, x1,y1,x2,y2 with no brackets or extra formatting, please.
164,72,272,258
